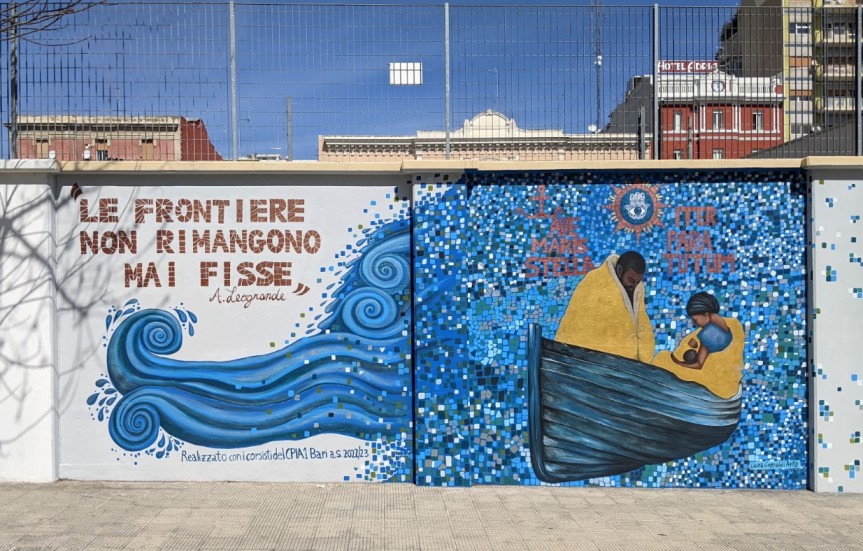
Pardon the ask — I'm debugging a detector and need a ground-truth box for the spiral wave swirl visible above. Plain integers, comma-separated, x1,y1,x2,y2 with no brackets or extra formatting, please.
108,393,161,451
132,310,183,357
340,288,401,338
359,236,410,290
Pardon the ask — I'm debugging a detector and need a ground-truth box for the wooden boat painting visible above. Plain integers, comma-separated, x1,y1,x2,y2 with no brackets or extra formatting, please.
527,324,742,484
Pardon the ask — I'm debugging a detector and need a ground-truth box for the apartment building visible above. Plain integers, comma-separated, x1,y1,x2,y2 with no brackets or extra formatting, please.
606,64,785,159
11,115,222,161
717,0,863,145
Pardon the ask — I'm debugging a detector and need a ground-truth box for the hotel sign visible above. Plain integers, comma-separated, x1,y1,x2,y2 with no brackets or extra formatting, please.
658,60,719,74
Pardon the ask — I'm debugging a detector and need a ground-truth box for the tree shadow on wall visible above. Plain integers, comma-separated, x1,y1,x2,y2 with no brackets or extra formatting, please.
0,182,146,462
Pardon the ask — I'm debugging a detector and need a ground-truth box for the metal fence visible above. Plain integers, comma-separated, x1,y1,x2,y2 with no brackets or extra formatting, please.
0,2,860,162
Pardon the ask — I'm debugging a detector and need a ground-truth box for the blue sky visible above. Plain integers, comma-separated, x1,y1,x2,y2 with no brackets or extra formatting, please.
225,1,741,5
3,1,743,159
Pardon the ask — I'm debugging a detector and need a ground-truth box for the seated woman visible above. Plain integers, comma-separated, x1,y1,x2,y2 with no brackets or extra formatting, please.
651,292,745,399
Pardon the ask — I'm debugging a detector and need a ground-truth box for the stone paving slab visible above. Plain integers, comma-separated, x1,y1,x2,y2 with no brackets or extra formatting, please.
1,481,862,550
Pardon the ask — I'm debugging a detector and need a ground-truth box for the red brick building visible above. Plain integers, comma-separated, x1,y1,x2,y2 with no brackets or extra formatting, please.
607,63,785,159
11,115,222,161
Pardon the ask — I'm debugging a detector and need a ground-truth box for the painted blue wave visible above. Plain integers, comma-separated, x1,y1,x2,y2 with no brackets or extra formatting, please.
109,385,407,452
319,221,411,338
106,218,412,451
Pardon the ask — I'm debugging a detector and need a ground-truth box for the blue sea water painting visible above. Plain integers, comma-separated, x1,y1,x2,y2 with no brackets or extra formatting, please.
94,218,412,457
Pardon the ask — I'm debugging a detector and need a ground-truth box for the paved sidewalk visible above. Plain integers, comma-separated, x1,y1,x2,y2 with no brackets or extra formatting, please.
1,481,862,551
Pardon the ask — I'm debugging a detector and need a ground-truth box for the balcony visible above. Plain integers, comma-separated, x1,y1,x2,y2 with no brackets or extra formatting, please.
816,96,857,112
657,82,695,98
814,22,858,47
823,32,857,45
738,82,781,96
826,63,856,79
656,77,783,101
814,63,857,79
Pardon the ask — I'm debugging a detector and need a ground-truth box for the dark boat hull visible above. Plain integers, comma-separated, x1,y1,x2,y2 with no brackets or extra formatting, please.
528,324,741,484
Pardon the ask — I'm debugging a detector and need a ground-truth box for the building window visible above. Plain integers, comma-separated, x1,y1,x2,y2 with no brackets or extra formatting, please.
673,111,683,131
727,59,742,75
789,23,810,35
95,138,108,161
712,110,724,130
141,139,155,160
34,138,50,158
827,22,850,40
672,149,683,160
752,111,765,131
712,149,724,160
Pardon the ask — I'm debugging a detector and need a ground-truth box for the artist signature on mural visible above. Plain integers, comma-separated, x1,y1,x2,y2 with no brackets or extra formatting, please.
180,445,370,463
748,459,804,470
208,286,288,308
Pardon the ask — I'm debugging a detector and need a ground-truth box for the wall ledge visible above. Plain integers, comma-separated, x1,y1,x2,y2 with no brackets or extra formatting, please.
0,159,60,172
0,157,857,175
802,156,863,170
57,158,803,174
56,160,405,174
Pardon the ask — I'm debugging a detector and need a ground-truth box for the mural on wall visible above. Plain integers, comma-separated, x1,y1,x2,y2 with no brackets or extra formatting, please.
528,185,744,483
414,171,807,488
60,183,413,482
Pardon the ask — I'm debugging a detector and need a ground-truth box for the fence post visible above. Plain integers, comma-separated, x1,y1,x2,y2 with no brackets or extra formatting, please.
857,5,861,156
230,0,238,160
9,1,19,159
445,3,451,160
653,4,660,160
638,106,647,160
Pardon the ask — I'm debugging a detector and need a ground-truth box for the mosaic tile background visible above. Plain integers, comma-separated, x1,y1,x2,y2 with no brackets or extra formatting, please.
810,176,863,493
413,177,472,486
413,170,808,489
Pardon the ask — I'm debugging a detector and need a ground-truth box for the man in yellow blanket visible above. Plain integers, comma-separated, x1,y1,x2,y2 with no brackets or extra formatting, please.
555,251,655,363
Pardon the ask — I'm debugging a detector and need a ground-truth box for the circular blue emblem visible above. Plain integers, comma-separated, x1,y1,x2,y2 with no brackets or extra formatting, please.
619,188,654,226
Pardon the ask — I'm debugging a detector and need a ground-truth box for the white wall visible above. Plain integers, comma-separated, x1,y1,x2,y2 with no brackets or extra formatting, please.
0,163,59,482
809,170,863,493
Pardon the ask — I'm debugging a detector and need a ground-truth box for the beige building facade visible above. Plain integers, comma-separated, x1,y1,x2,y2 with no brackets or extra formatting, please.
318,110,648,162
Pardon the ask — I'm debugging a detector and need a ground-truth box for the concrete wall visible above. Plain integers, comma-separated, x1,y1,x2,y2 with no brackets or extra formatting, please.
0,161,59,482
808,163,863,493
0,158,858,492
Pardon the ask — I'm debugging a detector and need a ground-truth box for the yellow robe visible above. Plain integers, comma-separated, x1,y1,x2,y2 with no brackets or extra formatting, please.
651,317,745,399
554,255,655,363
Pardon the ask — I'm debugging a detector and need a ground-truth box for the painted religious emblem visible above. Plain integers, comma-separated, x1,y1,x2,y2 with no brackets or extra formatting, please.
606,181,666,242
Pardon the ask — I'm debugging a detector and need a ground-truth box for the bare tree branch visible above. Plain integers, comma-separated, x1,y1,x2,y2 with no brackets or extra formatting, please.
0,1,105,40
